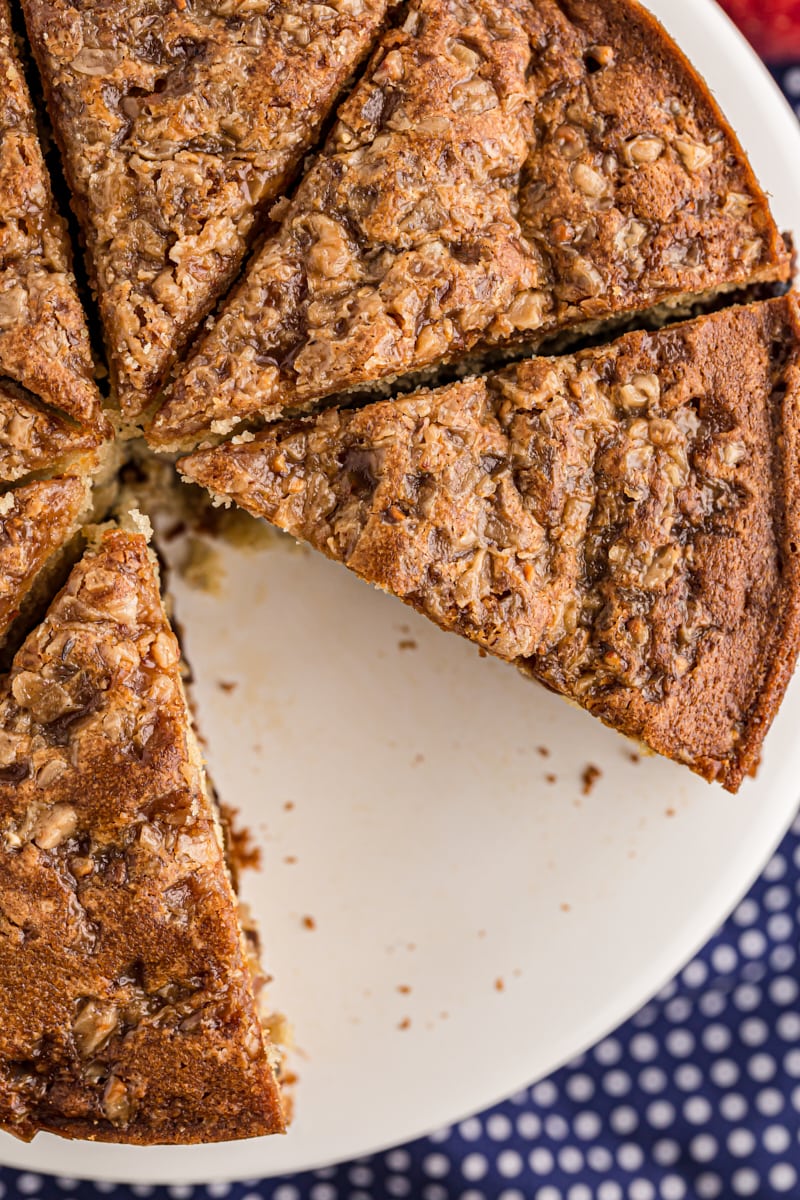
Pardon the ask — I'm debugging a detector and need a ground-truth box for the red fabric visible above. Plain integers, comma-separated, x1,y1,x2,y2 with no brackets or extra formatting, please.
718,0,800,61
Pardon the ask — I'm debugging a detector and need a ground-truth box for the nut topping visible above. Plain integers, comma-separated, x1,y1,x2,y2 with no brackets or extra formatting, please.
32,804,77,850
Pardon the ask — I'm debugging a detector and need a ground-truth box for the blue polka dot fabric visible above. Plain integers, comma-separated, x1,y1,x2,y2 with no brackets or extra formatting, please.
1,807,798,1199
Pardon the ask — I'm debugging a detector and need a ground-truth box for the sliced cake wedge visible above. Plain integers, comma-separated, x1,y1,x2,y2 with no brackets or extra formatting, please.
0,475,90,662
0,520,285,1143
0,0,109,480
152,0,790,450
181,297,800,792
22,0,395,421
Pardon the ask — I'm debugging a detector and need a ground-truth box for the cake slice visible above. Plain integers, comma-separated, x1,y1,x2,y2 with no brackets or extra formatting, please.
181,297,800,791
0,0,108,478
151,0,790,450
21,0,395,421
0,475,90,662
0,521,285,1143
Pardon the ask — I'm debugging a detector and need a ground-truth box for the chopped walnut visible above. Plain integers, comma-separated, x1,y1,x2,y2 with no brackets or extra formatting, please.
73,1000,119,1057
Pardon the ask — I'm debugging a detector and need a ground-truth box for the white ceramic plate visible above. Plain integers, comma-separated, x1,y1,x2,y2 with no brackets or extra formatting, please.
3,0,800,1182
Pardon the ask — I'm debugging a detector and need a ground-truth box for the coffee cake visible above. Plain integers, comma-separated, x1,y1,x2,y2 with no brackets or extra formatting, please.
0,475,89,659
151,0,790,450
181,297,800,791
22,0,395,421
0,523,285,1143
0,0,108,480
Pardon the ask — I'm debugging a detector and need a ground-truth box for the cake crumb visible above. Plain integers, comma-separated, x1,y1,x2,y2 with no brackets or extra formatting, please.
537,746,550,758
546,773,558,785
397,984,412,994
440,1011,449,1020
180,535,225,594
628,751,641,764
495,977,505,992
284,801,295,812
398,1017,411,1030
398,639,417,651
218,680,237,693
302,915,316,931
582,764,602,795
561,902,571,913
220,804,261,872
283,855,297,865
665,808,676,818
411,753,425,767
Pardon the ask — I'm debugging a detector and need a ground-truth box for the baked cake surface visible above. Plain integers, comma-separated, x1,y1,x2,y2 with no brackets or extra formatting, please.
21,0,395,420
0,475,88,652
0,0,108,473
152,0,789,450
182,297,800,791
0,526,285,1144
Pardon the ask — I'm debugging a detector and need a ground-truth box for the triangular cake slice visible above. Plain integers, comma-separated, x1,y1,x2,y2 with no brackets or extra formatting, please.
0,475,90,661
22,0,395,421
0,0,108,479
182,297,800,791
152,0,790,450
0,521,285,1143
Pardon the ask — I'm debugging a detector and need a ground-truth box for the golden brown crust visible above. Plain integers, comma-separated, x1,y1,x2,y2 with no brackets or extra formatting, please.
0,380,106,485
0,529,285,1144
152,0,790,450
0,476,88,649
181,297,800,791
0,0,108,467
21,0,395,420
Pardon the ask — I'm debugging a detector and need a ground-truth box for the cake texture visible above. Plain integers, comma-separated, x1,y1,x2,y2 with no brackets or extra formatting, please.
181,297,800,791
21,0,395,421
0,476,89,656
0,526,285,1143
151,0,790,450
0,0,108,479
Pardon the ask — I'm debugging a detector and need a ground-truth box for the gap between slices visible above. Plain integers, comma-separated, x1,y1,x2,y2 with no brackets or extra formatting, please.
180,297,800,793
0,518,285,1144
149,0,790,452
20,0,399,423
